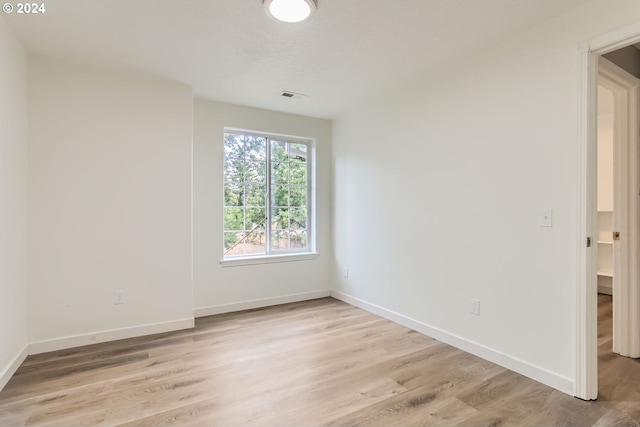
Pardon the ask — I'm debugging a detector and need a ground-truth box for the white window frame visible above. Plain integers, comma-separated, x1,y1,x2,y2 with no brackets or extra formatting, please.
220,128,318,266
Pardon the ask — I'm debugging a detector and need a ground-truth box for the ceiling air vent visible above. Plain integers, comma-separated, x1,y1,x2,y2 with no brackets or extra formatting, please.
280,90,308,100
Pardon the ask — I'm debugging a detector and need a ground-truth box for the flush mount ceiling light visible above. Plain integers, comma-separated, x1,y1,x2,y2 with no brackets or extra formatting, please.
263,0,317,23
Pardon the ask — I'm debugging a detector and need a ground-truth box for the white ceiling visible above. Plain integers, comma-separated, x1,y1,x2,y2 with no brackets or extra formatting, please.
5,0,591,119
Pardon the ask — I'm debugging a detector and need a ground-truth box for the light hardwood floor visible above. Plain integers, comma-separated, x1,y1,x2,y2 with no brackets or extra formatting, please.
0,296,638,426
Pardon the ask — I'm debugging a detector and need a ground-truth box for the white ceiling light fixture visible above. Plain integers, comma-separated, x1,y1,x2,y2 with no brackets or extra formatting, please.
263,0,317,23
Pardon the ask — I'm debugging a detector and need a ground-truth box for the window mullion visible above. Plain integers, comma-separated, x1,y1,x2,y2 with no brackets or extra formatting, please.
288,161,292,250
265,138,272,254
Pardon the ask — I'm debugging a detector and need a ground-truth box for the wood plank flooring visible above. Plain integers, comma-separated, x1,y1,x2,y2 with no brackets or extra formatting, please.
0,296,638,426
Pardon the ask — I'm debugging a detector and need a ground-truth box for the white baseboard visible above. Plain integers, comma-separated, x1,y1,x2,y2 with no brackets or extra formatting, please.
193,290,331,318
0,345,28,391
598,285,613,295
28,318,195,355
331,290,574,396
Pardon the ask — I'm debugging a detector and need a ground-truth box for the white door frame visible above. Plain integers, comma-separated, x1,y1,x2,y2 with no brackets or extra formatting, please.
576,24,640,400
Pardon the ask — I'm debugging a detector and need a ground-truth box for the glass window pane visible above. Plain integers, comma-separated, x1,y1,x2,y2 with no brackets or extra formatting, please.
224,232,243,254
271,161,289,185
245,161,266,183
289,186,306,208
246,208,266,230
224,134,245,160
290,144,307,162
290,208,307,230
271,140,288,162
271,230,290,251
244,231,266,255
244,136,267,161
245,185,265,207
224,183,244,207
290,230,307,249
224,208,244,231
289,162,306,184
223,158,244,184
271,186,289,207
271,207,289,231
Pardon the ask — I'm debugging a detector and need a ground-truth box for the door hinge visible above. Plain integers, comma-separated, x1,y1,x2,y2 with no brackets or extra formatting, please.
587,237,591,247
613,231,621,241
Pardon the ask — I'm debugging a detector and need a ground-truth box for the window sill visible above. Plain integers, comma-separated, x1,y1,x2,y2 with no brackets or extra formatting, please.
220,252,320,267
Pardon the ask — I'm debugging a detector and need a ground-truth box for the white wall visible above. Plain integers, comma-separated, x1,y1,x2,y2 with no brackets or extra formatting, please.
28,57,194,350
0,16,29,389
597,102,614,212
332,0,640,394
193,99,332,314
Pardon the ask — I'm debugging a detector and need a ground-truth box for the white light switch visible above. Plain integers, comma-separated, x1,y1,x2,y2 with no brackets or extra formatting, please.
539,209,553,227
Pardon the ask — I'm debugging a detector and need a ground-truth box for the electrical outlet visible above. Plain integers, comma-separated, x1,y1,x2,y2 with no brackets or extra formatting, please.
114,290,125,305
343,268,349,279
470,299,480,316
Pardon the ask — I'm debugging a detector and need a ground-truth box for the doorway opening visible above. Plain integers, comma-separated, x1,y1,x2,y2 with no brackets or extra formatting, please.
596,82,614,297
596,55,640,401
578,29,640,400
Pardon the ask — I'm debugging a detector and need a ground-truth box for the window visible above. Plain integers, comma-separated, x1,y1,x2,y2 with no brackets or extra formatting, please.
223,130,314,260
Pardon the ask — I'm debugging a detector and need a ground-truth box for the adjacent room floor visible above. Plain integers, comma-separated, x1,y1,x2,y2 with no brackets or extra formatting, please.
0,296,639,426
597,293,640,425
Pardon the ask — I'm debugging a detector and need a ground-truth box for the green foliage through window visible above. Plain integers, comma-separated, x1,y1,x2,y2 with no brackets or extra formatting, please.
223,132,310,257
